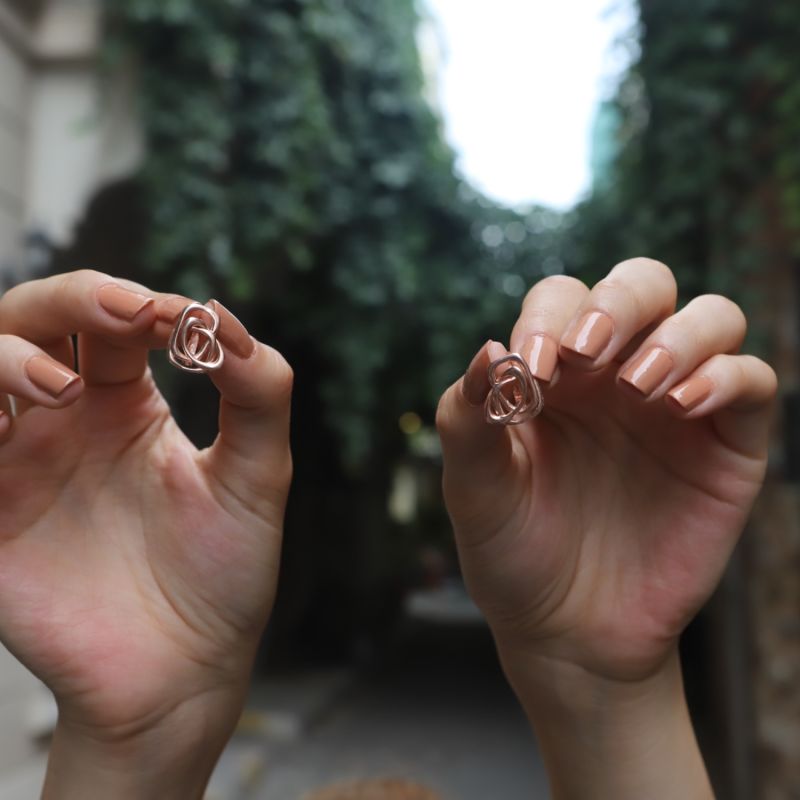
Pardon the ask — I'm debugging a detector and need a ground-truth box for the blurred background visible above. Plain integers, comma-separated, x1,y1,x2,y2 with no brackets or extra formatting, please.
0,0,797,797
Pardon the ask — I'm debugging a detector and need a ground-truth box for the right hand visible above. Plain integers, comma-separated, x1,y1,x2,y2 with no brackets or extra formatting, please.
437,259,776,685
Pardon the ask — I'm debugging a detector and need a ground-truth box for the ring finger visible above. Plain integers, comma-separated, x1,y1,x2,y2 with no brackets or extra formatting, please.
616,293,747,400
559,258,678,370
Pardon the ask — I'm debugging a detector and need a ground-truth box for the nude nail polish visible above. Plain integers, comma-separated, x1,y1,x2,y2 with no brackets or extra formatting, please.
619,346,674,396
208,300,256,359
97,284,154,321
25,357,81,398
0,411,10,436
667,376,714,411
561,311,614,360
527,334,558,382
157,296,193,323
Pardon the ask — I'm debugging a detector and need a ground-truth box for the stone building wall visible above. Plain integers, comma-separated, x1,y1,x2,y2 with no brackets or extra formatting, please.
0,3,31,283
0,0,141,784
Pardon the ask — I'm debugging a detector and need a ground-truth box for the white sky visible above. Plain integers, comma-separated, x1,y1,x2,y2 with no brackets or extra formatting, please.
421,0,637,210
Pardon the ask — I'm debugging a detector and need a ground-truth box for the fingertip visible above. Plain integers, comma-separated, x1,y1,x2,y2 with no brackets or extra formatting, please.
261,343,294,403
462,341,493,406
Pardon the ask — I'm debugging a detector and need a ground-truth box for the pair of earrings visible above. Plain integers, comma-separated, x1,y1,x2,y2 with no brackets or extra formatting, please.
168,304,543,426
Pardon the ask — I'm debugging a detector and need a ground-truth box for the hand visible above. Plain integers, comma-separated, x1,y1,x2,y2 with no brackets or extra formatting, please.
436,259,776,797
0,271,293,797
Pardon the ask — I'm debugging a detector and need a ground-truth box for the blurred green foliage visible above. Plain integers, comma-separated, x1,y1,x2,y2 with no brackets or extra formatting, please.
107,0,562,469
567,0,800,333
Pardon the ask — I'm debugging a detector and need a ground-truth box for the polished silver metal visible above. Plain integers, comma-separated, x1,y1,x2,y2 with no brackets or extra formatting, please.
485,353,543,425
168,302,224,373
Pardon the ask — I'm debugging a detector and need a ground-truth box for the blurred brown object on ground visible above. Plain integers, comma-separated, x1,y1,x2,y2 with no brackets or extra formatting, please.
303,777,443,800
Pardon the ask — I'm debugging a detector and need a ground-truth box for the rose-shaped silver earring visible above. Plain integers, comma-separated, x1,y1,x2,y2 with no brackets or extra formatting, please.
484,353,543,425
168,302,224,373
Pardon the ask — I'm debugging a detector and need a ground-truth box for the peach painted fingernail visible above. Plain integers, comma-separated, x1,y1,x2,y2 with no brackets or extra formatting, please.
157,296,192,323
25,357,81,398
527,334,558,382
97,284,154,321
667,376,714,411
561,311,614,359
619,346,674,396
208,300,256,359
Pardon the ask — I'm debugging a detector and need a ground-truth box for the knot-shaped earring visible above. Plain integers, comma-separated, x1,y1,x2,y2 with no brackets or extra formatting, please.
168,302,224,373
485,353,544,425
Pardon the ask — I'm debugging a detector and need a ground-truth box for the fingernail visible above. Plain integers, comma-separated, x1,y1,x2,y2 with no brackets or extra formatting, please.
0,411,10,436
561,311,614,360
462,340,492,406
157,296,193,323
97,284,154,321
208,300,256,359
667,376,714,411
25,357,81,398
526,334,558,382
619,346,674,396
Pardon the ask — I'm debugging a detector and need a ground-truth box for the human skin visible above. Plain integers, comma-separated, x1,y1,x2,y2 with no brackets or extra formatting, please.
0,271,293,799
436,258,777,799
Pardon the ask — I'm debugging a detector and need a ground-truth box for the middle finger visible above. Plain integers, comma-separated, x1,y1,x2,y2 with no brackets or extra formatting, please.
559,258,678,370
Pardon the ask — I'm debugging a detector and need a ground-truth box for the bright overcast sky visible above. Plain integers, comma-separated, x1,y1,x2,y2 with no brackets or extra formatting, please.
421,0,636,210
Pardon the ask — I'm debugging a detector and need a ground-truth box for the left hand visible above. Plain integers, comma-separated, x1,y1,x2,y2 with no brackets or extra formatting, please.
0,271,293,795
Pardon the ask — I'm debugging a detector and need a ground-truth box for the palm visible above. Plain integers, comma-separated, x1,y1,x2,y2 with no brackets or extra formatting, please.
0,375,283,729
456,363,766,681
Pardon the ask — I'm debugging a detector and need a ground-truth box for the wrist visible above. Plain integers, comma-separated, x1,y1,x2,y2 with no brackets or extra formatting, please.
42,683,247,800
498,647,714,800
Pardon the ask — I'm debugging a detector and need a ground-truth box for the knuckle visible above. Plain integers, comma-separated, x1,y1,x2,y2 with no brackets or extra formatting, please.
523,275,585,307
593,277,643,316
605,257,677,304
60,269,107,294
0,332,24,351
614,256,675,284
268,351,294,398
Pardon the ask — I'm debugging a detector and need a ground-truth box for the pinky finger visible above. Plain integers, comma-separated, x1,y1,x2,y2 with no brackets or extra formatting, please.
665,353,778,457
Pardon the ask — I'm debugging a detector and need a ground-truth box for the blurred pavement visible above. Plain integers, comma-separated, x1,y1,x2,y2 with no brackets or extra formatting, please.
209,621,547,800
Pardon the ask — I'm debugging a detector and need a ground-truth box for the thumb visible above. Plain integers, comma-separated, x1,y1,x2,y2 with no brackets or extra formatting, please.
436,340,515,530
